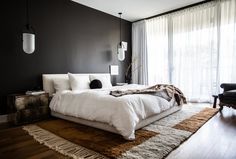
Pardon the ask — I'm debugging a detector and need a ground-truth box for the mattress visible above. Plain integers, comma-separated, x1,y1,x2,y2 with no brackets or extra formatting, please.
51,105,182,134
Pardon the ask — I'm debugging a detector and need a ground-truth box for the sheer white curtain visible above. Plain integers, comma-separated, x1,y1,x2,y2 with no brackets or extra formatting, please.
132,20,148,85
219,0,236,85
131,0,236,102
146,17,169,85
171,3,218,102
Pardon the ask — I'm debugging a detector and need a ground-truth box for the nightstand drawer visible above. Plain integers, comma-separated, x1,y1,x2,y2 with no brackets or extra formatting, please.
14,106,50,125
14,94,49,110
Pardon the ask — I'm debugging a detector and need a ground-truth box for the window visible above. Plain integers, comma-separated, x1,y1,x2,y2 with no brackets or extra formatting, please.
132,0,236,102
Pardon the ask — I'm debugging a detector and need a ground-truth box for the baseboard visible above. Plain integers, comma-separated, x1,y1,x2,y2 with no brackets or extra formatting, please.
0,114,8,123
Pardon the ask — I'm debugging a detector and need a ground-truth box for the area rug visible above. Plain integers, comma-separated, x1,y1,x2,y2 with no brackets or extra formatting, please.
23,105,218,159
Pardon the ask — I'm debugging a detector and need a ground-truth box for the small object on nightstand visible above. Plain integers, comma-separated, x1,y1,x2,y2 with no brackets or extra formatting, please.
7,93,50,125
116,83,128,86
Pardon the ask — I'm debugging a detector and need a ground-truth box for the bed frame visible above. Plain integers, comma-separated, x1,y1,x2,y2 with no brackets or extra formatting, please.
51,106,181,134
42,73,182,135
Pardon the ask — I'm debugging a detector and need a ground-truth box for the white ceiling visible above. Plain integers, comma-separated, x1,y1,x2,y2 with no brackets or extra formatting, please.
72,0,204,22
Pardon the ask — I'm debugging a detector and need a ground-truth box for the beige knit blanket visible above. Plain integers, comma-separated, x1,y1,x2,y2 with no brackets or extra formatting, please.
110,84,187,106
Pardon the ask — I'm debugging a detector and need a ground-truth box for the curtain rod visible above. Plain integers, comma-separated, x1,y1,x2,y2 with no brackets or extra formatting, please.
133,0,214,23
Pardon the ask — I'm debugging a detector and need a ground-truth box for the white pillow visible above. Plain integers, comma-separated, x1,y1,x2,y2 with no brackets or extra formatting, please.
89,74,112,88
53,78,71,92
68,73,90,90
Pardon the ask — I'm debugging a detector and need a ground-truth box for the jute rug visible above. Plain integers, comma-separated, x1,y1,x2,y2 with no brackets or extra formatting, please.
23,105,218,159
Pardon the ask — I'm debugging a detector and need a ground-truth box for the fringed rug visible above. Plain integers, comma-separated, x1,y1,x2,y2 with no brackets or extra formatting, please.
23,105,218,159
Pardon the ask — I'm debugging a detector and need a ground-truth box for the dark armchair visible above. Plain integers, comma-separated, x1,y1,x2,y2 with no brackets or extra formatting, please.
218,83,236,111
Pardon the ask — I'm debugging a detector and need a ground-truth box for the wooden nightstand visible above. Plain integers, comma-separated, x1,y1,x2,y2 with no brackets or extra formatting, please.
7,93,50,125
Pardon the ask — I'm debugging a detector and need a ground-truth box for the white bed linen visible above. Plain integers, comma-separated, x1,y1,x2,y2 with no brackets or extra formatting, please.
49,84,176,140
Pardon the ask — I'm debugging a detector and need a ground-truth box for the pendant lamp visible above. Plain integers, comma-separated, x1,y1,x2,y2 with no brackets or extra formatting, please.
23,0,35,54
117,13,125,61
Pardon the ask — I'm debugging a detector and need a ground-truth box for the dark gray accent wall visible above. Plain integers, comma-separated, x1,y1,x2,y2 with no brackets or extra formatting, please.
0,0,132,114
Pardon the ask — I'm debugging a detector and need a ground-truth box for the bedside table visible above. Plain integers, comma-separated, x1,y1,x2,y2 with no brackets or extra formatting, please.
7,93,50,125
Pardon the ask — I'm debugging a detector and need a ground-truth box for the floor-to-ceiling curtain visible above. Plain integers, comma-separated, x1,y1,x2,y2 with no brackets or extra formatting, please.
218,0,236,85
132,0,236,102
171,3,218,102
146,17,169,85
132,20,148,85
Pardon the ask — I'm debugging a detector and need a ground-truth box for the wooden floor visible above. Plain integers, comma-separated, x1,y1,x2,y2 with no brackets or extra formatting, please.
167,105,236,159
0,127,66,159
0,105,236,159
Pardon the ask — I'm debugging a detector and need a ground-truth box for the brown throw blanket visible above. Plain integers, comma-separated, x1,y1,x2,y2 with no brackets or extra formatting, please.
110,84,187,106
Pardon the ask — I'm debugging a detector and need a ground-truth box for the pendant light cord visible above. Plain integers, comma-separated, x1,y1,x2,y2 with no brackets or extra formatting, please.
26,0,30,29
25,0,35,33
119,13,122,46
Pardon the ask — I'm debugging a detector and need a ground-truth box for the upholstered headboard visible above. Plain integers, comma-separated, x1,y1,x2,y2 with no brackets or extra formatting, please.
42,73,111,96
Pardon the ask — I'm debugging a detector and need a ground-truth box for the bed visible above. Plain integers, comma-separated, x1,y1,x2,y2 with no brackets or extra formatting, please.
43,73,182,140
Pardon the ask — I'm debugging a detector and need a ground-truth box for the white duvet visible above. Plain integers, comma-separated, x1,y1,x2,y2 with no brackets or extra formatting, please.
49,84,176,140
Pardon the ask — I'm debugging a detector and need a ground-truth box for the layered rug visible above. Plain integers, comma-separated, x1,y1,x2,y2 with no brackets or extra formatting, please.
23,105,218,159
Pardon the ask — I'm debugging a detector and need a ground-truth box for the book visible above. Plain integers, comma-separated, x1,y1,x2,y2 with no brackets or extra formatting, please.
25,91,45,95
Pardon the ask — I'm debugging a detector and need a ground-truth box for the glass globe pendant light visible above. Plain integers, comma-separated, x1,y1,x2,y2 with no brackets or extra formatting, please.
23,0,35,54
117,13,125,61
